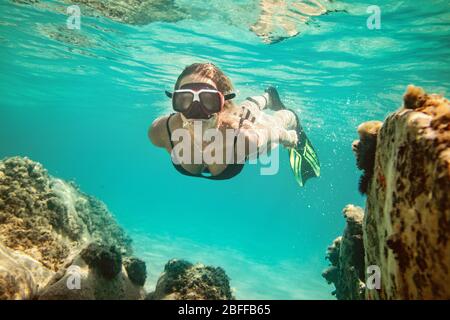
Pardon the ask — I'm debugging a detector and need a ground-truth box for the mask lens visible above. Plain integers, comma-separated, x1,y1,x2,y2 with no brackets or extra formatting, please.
199,91,222,113
173,91,194,112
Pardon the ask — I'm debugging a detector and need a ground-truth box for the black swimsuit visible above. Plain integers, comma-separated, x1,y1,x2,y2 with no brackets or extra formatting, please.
165,113,245,180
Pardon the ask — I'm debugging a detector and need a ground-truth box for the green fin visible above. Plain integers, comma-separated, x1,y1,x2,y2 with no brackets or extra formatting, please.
287,111,320,187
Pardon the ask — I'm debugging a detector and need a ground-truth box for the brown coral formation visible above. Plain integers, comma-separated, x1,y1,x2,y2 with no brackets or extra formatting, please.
148,259,235,300
363,85,450,299
1,156,234,300
352,121,383,194
325,85,450,300
322,205,365,300
124,257,147,287
38,247,146,300
0,157,146,299
0,242,54,299
0,157,131,272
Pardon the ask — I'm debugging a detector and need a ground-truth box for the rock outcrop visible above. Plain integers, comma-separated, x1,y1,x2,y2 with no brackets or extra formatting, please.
352,121,383,194
363,86,450,299
1,156,234,300
0,157,132,271
324,85,450,300
148,259,235,300
0,156,146,300
124,257,147,287
38,245,146,300
322,205,365,300
0,242,54,299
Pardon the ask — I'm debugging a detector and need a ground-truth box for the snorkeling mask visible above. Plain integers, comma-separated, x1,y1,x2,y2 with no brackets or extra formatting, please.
165,83,236,120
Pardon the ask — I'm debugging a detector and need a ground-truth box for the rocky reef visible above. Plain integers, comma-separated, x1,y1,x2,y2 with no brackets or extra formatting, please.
0,156,146,299
0,157,132,272
322,205,365,300
0,242,54,299
148,259,235,300
0,156,234,300
323,85,450,299
352,121,383,194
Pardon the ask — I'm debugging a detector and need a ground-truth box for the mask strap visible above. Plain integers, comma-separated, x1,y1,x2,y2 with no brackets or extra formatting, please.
224,93,236,101
167,91,234,100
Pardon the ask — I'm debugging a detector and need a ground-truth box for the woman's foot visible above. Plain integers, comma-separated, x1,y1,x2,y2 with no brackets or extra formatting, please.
265,86,286,111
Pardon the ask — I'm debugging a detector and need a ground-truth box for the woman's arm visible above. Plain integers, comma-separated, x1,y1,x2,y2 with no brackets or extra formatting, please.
148,115,170,151
237,120,298,159
221,109,298,159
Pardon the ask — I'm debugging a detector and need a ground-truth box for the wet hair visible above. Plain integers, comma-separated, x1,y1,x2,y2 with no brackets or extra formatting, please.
175,63,235,109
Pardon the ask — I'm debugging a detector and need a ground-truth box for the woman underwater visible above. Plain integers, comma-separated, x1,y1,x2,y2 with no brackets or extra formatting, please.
149,63,320,184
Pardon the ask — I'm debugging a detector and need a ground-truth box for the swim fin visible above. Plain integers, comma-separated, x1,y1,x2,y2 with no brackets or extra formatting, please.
287,110,320,187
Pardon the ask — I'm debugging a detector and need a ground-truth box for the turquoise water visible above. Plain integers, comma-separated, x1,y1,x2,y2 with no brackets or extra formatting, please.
1,0,449,299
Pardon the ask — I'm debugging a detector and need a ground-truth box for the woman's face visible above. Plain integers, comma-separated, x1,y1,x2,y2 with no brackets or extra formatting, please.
176,73,224,121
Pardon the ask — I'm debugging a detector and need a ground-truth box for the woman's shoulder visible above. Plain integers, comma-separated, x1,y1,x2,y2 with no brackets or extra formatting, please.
149,113,179,149
153,113,181,129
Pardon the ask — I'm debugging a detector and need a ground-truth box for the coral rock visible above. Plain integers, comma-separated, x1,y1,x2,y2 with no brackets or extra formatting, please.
38,254,146,300
0,156,145,300
149,259,234,300
80,243,123,280
363,85,450,299
124,257,147,287
0,157,131,271
352,121,383,194
323,205,365,300
335,86,450,300
0,243,54,300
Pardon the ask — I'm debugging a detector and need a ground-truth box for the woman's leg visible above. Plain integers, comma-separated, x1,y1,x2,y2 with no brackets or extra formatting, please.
272,109,297,130
241,93,270,111
240,91,297,130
